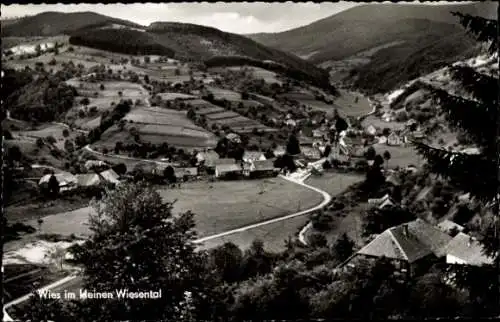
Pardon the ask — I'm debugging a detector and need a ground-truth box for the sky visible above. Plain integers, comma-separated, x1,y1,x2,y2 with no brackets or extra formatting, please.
2,1,476,34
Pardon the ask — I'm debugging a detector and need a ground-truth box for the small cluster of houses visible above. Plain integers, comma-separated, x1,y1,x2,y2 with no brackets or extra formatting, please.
364,119,425,147
39,168,121,192
195,149,279,179
339,218,494,278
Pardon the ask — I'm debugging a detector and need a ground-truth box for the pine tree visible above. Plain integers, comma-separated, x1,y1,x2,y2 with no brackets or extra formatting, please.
412,9,499,317
413,10,499,254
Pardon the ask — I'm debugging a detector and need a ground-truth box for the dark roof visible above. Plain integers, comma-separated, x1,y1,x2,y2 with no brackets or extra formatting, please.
357,219,452,263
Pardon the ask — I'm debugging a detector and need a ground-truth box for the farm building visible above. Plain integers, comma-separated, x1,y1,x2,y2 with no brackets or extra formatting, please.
39,173,78,192
215,163,243,179
387,132,402,146
76,169,121,187
341,219,452,277
444,232,494,266
195,150,220,167
242,151,266,163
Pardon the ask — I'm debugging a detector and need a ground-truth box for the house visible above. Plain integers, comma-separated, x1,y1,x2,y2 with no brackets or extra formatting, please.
99,169,121,185
215,163,243,179
379,198,396,209
285,119,297,127
437,219,465,235
378,136,388,144
368,193,392,205
174,167,198,180
247,159,278,178
365,124,377,136
387,132,402,146
242,151,266,163
195,150,220,167
444,232,494,266
342,219,452,277
39,172,78,192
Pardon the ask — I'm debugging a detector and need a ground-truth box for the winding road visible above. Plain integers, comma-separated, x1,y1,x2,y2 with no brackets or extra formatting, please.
3,169,332,316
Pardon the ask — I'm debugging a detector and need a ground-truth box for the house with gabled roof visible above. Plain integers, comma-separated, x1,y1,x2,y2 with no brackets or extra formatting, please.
444,232,494,266
387,132,402,146
245,159,278,178
341,219,452,277
39,172,78,192
215,163,242,179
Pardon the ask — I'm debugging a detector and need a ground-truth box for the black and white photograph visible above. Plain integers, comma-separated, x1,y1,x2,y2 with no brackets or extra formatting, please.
1,1,499,320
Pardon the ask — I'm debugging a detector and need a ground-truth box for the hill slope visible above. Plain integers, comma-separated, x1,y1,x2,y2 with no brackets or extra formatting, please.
68,19,334,92
247,2,496,94
248,2,496,61
1,11,144,37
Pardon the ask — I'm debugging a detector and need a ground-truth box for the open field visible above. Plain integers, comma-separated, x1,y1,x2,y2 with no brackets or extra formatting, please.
305,172,366,247
10,178,323,241
372,143,422,169
95,106,218,150
159,178,323,237
194,105,275,134
205,111,241,120
196,106,226,115
201,172,364,251
16,123,82,151
66,79,147,97
206,86,242,101
4,137,66,168
332,89,372,117
305,172,364,197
